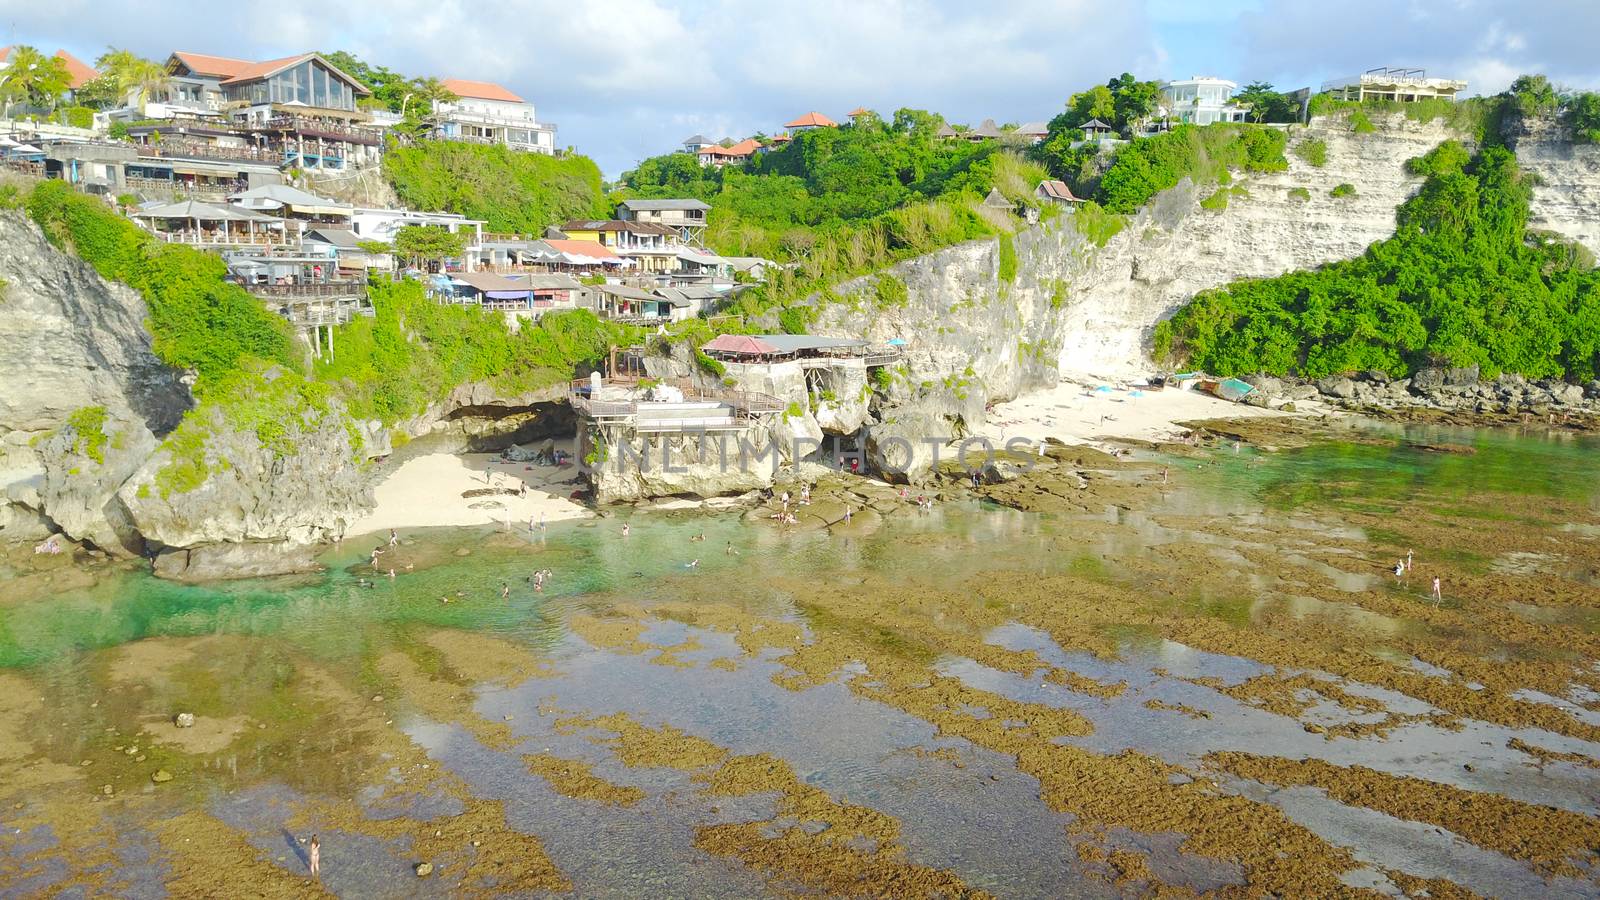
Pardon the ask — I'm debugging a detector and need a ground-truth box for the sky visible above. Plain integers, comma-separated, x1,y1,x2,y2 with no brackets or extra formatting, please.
5,0,1599,178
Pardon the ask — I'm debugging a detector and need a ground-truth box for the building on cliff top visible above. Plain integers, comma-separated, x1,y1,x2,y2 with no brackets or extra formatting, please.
1159,77,1248,125
1320,67,1466,103
431,78,557,155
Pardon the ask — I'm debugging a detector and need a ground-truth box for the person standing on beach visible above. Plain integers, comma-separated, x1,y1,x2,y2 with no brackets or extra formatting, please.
309,835,320,878
1406,549,1414,572
389,529,398,548
1431,577,1443,603
1393,561,1405,579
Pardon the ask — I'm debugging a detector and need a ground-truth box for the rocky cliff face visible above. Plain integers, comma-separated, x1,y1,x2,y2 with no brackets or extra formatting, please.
0,212,191,548
1056,115,1464,376
763,112,1600,484
1514,118,1600,256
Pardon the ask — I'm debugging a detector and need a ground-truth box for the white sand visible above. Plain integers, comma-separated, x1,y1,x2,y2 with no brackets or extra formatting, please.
347,442,591,537
964,376,1318,451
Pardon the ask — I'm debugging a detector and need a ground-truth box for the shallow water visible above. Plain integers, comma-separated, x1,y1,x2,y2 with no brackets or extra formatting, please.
4,421,1600,896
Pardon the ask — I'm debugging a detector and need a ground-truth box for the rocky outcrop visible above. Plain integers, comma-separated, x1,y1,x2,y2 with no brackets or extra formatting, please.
34,414,158,556
865,397,956,484
0,211,191,548
1289,368,1600,422
580,420,792,502
151,540,322,583
118,384,371,550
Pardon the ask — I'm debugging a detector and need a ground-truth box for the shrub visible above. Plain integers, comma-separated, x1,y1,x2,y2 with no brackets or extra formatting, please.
1095,123,1287,213
996,232,1018,282
1200,189,1230,212
1329,183,1357,199
383,140,607,233
777,304,815,334
874,273,910,307
1348,110,1376,134
1405,140,1472,178
1293,138,1327,167
694,349,725,377
65,406,109,464
1288,187,1311,202
1049,278,1068,310
1072,200,1124,247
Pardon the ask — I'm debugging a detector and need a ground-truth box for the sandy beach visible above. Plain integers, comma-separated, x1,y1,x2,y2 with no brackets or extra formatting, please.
967,376,1315,450
347,441,592,537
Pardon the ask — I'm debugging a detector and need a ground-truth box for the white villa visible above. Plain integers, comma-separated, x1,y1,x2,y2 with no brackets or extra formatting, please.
1160,77,1248,125
1320,67,1467,103
432,79,556,154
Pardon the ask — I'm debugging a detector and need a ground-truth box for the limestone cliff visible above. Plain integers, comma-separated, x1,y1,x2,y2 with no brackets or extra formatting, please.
0,212,191,548
1514,118,1600,256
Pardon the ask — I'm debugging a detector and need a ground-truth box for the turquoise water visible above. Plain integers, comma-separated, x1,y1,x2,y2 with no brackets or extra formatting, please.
5,421,1600,897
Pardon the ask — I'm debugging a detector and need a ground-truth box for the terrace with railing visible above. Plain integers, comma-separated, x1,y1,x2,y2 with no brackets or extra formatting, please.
568,377,784,431
242,116,384,145
246,282,368,302
136,140,280,164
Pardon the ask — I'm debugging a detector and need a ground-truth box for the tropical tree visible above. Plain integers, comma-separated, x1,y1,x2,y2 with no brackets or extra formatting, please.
0,46,71,116
392,224,467,271
95,48,169,113
1234,81,1297,124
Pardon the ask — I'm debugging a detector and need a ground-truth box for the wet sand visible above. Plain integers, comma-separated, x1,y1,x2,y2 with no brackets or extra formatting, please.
347,448,591,537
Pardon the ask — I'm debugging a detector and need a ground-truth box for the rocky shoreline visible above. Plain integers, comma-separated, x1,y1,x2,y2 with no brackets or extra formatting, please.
1242,365,1600,429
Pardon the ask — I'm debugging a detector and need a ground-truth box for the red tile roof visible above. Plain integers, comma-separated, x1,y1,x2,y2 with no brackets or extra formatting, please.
440,78,524,103
1037,180,1082,202
170,51,256,78
724,138,760,156
54,50,99,88
0,48,100,88
219,53,314,85
770,133,791,143
848,107,869,117
545,239,618,259
784,111,836,128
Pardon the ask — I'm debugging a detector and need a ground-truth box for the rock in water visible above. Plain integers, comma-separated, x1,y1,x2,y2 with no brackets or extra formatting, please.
174,712,195,728
414,862,434,878
151,769,173,783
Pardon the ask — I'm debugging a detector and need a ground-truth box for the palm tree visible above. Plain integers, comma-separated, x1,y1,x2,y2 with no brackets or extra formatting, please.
0,46,71,117
95,48,169,113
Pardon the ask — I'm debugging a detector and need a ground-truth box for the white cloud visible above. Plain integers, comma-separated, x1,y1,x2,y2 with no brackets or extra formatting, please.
14,0,1600,175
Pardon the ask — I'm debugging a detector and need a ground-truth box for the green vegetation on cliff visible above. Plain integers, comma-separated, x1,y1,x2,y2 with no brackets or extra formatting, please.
623,113,1050,319
1154,141,1600,380
316,280,636,423
623,111,1045,259
25,181,297,391
383,141,607,233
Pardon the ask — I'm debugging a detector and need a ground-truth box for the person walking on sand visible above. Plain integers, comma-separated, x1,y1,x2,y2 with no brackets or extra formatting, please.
1406,549,1414,572
309,834,320,878
389,529,398,548
1432,577,1443,603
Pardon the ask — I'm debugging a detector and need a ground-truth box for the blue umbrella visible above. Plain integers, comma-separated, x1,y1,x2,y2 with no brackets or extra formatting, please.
1094,385,1114,393
887,338,908,346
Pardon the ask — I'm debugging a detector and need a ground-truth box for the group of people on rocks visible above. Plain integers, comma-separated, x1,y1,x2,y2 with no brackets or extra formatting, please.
1391,547,1444,602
